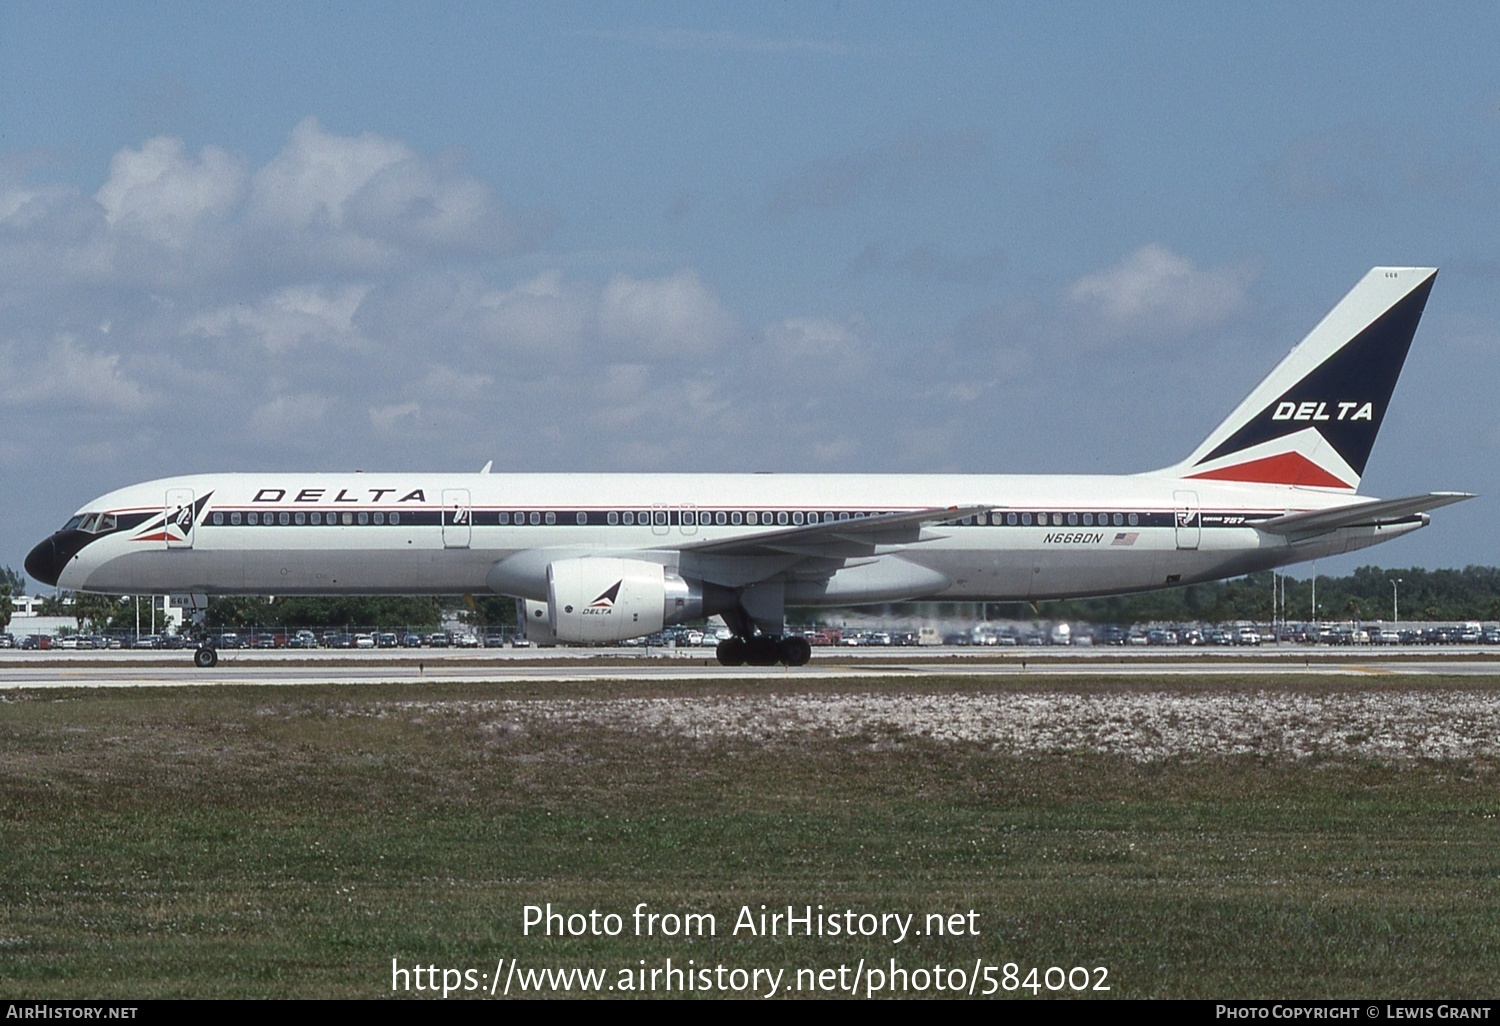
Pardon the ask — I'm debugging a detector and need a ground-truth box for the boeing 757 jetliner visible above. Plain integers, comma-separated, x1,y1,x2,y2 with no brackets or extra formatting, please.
26,267,1471,667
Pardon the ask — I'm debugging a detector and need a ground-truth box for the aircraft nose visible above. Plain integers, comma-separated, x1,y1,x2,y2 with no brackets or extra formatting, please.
25,533,72,587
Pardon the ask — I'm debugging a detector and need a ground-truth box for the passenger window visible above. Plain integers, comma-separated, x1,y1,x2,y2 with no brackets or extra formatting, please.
731,512,742,525
1128,513,1138,526
576,512,587,525
230,513,242,525
212,513,224,525
607,512,618,525
545,512,556,525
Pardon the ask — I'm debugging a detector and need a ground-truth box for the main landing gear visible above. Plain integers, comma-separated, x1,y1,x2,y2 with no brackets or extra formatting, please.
715,634,811,667
193,646,218,668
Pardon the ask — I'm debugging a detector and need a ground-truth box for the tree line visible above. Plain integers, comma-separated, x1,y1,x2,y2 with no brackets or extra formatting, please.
1010,565,1500,625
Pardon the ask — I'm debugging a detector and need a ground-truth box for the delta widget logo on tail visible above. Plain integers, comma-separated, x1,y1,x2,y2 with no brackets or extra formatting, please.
1178,269,1435,491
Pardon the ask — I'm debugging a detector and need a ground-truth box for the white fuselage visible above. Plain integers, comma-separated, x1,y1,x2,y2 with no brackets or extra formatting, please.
42,470,1419,605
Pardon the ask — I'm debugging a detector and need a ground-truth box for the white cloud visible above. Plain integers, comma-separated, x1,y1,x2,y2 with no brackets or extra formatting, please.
764,317,866,367
599,270,735,357
185,284,372,353
420,364,493,401
249,117,414,234
250,393,333,440
246,117,540,267
94,136,246,244
1066,244,1254,341
369,401,422,436
469,271,594,358
0,335,149,412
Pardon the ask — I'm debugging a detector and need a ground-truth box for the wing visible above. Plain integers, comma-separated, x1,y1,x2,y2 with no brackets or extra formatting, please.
663,504,994,588
670,504,993,556
1257,492,1474,536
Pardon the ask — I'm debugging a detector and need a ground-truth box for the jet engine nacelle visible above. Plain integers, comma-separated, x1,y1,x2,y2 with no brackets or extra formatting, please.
546,557,703,643
519,599,560,645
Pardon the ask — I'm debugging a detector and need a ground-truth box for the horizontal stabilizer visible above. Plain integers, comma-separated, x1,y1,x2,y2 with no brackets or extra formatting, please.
1257,492,1474,535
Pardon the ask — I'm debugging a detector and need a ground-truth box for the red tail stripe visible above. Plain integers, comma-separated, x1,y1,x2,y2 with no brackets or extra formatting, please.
1187,451,1352,489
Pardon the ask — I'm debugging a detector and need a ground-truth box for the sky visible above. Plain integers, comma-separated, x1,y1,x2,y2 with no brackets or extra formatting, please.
3,1,1498,586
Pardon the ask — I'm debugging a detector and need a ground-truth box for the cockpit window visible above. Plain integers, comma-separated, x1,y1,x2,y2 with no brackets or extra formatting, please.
72,513,120,534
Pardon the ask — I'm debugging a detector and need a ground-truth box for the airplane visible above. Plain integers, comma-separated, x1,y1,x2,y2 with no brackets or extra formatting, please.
25,266,1472,668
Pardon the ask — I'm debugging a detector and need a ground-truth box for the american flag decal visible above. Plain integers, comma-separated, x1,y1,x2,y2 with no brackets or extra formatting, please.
1111,532,1139,546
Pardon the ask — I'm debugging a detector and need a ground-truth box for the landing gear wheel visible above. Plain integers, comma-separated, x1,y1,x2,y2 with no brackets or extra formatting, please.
193,647,218,668
716,636,747,666
779,636,812,667
745,635,781,667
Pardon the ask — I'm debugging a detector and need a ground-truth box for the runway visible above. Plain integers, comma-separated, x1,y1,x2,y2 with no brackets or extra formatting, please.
5,645,1500,688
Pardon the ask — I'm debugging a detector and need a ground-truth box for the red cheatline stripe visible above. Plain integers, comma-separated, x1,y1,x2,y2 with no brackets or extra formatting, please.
1187,451,1352,489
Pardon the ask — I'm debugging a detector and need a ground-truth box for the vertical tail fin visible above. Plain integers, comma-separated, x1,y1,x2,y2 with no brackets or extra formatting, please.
1158,267,1436,491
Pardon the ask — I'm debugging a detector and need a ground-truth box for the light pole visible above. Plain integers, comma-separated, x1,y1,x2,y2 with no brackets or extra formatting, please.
1391,578,1403,628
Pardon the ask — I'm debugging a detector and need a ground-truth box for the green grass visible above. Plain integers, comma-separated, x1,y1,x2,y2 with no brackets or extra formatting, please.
2,678,1498,998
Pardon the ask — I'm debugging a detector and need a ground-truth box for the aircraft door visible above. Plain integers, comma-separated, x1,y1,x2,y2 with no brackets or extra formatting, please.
1173,490,1201,551
679,503,699,536
442,488,472,548
165,488,196,550
651,503,670,537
